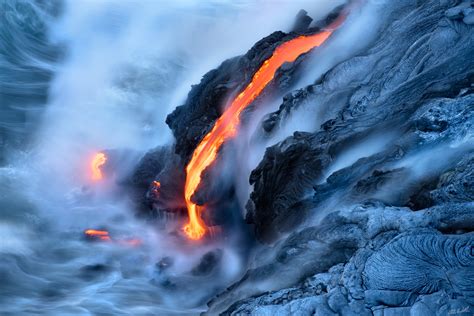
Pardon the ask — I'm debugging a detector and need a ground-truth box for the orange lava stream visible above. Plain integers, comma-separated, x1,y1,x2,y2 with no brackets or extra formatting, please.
183,21,344,240
91,152,107,181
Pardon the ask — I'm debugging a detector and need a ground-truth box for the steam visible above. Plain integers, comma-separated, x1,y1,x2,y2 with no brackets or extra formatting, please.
229,0,389,213
1,0,355,314
2,0,434,314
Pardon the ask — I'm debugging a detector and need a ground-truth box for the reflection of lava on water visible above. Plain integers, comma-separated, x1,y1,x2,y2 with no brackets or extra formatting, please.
182,17,346,241
84,229,142,246
84,229,111,241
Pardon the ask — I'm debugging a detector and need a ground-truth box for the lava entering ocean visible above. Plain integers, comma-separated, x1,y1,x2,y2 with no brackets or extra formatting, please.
183,17,346,240
91,152,107,181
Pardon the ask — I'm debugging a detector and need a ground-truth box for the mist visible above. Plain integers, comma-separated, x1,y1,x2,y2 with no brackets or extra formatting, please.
0,0,349,314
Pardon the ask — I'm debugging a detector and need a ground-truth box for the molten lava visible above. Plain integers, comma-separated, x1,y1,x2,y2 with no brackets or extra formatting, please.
91,152,107,181
151,180,161,198
152,180,161,191
84,229,111,241
183,19,345,240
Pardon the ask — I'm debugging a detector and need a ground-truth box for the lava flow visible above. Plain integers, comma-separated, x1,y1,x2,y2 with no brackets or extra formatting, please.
91,152,107,181
183,18,346,240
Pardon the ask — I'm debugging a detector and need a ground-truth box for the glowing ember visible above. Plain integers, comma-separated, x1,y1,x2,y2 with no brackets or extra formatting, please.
150,180,161,199
84,229,111,241
183,18,346,240
91,152,107,181
152,180,161,191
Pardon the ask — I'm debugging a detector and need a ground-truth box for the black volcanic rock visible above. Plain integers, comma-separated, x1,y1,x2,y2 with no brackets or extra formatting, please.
134,5,350,224
246,132,331,242
129,1,473,314
165,32,289,163
129,146,172,189
165,6,347,164
126,145,187,216
211,203,474,315
191,249,223,277
157,10,349,226
246,0,474,242
205,0,474,314
292,10,313,33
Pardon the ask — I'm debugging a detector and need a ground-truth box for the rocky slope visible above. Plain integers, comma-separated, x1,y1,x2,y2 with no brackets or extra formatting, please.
204,0,474,314
131,0,473,314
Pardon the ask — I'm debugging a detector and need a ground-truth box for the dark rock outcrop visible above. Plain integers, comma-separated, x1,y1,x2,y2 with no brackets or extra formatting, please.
292,10,313,33
136,7,347,219
165,31,289,163
165,5,347,164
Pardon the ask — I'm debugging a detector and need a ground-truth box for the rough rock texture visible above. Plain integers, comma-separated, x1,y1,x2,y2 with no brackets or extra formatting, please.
165,5,346,164
125,146,187,217
247,0,474,242
136,7,346,217
165,31,291,163
213,204,474,315
128,0,473,314
203,0,474,314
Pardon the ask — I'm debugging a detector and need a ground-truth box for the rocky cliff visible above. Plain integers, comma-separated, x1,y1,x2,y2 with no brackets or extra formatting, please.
132,0,473,314
207,0,474,314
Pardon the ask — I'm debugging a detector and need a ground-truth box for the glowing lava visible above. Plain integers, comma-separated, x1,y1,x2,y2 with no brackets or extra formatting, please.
84,229,111,241
84,229,142,246
152,180,161,191
91,152,107,181
183,19,345,240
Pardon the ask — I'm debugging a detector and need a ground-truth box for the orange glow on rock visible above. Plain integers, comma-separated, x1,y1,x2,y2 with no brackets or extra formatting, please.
151,180,161,199
91,152,107,181
152,180,161,193
183,19,345,240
